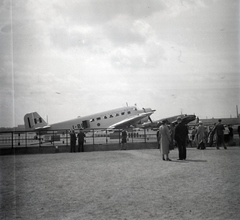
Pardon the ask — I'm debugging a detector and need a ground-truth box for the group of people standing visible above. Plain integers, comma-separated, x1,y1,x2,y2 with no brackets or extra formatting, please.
192,119,228,150
69,118,237,155
191,121,207,150
207,119,227,149
70,129,86,152
158,118,232,161
158,116,188,161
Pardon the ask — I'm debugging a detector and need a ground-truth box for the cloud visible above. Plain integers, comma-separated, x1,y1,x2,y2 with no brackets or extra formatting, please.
105,17,147,46
0,0,239,127
110,41,165,69
52,0,166,25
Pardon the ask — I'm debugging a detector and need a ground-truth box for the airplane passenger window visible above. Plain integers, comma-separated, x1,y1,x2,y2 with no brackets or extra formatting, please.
121,112,125,115
116,113,119,116
104,116,107,119
97,117,101,120
110,115,113,118
127,111,131,114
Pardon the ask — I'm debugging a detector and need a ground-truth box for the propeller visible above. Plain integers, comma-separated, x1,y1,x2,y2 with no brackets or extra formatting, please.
196,116,199,124
142,108,153,123
147,115,153,123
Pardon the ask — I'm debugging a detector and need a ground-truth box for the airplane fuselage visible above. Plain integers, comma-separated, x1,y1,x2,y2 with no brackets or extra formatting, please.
51,106,146,130
24,106,155,132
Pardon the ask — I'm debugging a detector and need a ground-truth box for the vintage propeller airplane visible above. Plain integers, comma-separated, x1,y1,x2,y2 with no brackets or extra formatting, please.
23,106,197,145
24,106,156,133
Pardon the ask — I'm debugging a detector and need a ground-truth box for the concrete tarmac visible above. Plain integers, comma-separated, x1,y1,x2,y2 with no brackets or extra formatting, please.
0,147,240,220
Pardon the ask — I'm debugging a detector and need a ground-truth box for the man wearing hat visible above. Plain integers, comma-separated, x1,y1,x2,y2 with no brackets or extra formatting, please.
70,129,76,152
121,129,127,150
77,128,86,152
174,116,189,160
196,121,206,149
215,119,227,149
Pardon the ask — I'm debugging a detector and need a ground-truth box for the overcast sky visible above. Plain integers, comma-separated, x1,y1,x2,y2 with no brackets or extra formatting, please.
0,0,239,127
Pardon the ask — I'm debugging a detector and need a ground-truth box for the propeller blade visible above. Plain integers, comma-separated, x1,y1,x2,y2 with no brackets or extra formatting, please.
148,115,153,123
142,108,153,123
196,117,199,124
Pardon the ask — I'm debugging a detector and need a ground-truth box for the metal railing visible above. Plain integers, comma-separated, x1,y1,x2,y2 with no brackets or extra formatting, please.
0,128,157,149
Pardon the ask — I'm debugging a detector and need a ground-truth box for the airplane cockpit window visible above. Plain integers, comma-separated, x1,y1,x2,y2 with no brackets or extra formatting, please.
90,119,94,122
133,107,137,111
39,118,42,123
34,119,37,124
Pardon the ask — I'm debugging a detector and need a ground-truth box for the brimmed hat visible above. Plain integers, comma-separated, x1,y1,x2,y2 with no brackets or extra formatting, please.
177,116,182,121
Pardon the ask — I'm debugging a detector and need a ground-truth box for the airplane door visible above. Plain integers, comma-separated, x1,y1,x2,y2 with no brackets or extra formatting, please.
82,120,90,129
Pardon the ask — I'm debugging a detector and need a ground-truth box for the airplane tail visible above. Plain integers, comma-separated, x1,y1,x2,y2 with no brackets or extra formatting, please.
24,112,48,130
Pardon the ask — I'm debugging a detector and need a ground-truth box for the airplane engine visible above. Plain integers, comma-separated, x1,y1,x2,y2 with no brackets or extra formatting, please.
138,117,149,124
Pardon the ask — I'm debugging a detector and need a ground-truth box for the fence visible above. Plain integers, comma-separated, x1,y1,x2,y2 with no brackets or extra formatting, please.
0,128,157,149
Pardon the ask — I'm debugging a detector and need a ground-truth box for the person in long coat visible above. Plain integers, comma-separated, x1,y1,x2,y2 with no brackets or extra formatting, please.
156,130,160,149
121,129,127,150
159,120,171,161
215,119,227,149
70,129,76,152
77,128,86,152
174,117,188,160
196,121,206,149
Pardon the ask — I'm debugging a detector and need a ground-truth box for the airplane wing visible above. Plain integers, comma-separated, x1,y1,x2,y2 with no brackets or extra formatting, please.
172,115,196,125
108,112,152,129
141,114,196,129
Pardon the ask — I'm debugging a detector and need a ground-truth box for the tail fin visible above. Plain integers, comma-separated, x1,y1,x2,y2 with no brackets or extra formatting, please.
24,112,48,130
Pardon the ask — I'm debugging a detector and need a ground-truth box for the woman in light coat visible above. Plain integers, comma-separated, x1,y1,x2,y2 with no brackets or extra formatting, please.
159,120,171,161
196,121,206,149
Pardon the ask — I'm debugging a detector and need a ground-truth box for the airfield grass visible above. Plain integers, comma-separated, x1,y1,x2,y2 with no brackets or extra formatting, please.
1,147,240,220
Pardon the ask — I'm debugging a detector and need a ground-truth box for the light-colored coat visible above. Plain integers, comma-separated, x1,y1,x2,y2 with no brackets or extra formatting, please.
196,125,205,144
159,124,171,155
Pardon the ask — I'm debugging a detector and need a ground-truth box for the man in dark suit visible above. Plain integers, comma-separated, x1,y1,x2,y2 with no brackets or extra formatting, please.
174,117,188,160
215,119,227,149
121,129,127,150
156,130,160,149
77,128,86,152
238,125,240,145
70,130,76,152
